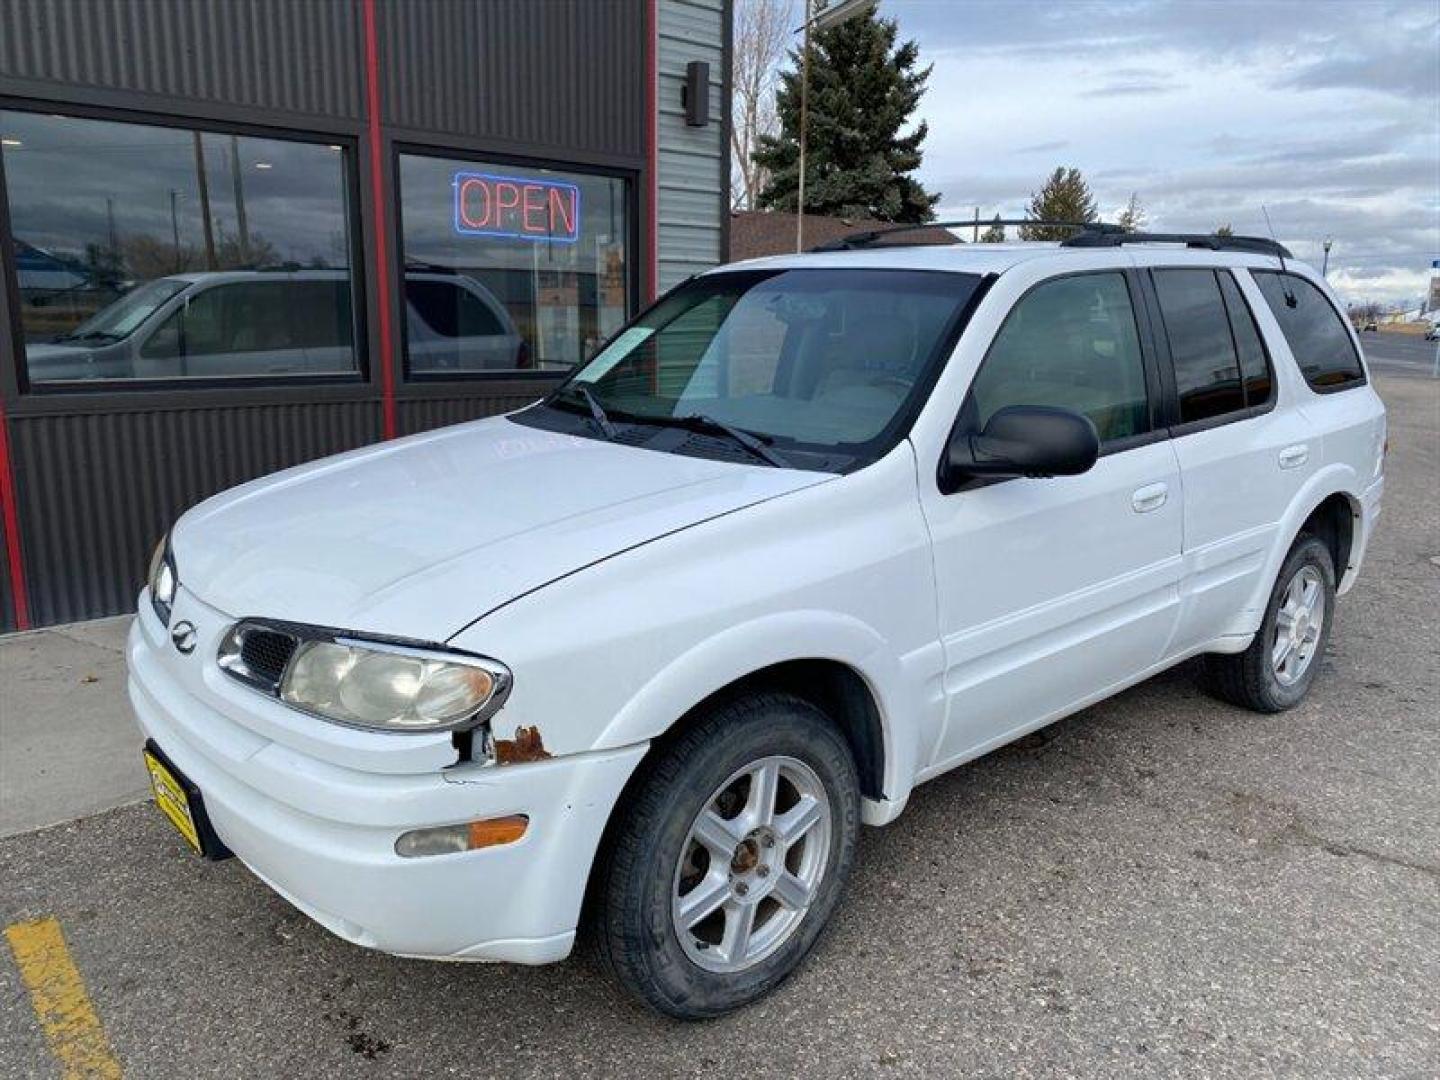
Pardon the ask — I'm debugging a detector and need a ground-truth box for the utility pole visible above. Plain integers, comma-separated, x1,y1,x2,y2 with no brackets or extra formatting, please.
193,131,217,270
795,1,811,253
229,135,251,265
1322,237,1333,277
168,189,181,271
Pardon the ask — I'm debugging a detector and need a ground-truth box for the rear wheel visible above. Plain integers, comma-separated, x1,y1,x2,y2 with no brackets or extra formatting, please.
588,692,860,1019
1204,534,1336,712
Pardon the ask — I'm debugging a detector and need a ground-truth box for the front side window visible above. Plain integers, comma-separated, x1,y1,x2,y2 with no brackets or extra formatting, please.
1252,271,1365,391
523,268,981,467
965,272,1150,444
397,153,630,375
1,110,358,385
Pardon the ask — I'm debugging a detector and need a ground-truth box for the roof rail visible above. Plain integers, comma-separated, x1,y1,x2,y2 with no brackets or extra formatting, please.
809,219,1124,252
1059,230,1293,259
807,219,1293,259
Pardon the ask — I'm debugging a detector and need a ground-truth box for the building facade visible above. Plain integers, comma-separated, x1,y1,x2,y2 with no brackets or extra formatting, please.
0,0,732,630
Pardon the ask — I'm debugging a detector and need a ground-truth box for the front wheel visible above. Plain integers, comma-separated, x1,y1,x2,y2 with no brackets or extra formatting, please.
588,692,860,1019
1204,534,1336,712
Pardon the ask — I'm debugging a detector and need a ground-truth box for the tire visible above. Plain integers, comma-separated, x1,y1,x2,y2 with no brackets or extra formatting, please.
588,692,861,1019
1204,534,1336,713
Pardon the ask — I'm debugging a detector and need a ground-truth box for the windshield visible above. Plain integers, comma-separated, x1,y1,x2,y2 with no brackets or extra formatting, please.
555,268,981,462
57,278,189,343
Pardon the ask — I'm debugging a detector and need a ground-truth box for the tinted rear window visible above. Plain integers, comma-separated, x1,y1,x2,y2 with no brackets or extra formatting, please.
1253,271,1365,391
1152,269,1246,423
1217,271,1273,405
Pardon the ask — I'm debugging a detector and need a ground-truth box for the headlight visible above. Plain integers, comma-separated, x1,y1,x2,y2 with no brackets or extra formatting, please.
148,535,177,626
217,620,510,734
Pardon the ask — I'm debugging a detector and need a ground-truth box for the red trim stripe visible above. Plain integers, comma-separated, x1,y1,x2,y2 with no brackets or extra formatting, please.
362,0,398,440
646,0,659,301
0,395,29,628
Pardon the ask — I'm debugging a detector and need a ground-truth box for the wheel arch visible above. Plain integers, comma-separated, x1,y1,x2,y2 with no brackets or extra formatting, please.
594,611,919,813
1229,467,1363,637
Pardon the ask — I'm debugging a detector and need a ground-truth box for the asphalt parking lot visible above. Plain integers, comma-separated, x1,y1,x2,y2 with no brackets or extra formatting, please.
1362,329,1439,378
1,372,1436,1078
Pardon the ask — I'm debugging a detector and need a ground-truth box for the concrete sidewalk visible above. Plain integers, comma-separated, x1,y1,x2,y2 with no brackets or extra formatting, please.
0,616,145,838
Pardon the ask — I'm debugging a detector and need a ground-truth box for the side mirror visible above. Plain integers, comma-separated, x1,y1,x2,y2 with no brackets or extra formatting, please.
945,405,1100,485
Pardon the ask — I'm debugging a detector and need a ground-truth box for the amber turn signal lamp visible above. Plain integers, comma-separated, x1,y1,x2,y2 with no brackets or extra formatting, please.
394,815,529,858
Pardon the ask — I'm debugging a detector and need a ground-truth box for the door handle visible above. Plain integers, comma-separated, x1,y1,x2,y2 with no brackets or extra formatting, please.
1131,482,1169,514
1278,444,1310,470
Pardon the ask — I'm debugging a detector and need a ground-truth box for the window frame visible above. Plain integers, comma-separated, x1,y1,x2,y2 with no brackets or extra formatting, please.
0,96,370,408
1249,268,1368,395
942,267,1169,494
1137,266,1279,438
391,139,641,386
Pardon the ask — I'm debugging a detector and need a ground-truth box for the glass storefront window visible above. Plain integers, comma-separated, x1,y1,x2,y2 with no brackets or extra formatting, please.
398,153,630,375
1,110,358,384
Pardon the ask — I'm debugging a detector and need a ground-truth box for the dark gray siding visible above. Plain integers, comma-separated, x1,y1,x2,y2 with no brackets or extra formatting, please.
8,402,382,626
0,0,660,627
0,505,14,630
0,0,364,120
379,0,646,159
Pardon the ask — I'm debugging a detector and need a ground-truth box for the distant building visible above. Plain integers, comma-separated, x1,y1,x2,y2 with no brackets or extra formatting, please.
729,210,958,260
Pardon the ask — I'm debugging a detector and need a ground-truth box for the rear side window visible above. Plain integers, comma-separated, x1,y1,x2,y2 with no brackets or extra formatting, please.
1252,271,1365,391
1217,272,1273,405
406,280,507,338
1152,269,1247,423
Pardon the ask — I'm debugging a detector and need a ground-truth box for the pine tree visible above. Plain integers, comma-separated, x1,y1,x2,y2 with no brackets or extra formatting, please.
754,14,939,223
1018,167,1098,240
1117,192,1145,233
980,215,1006,243
1214,223,1234,237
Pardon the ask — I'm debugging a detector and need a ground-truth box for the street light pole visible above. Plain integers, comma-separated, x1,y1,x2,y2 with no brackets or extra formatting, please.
1322,236,1333,277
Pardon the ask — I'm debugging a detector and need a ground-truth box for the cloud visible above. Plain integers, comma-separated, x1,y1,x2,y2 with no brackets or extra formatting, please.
1012,140,1069,154
1080,78,1177,98
889,0,1440,304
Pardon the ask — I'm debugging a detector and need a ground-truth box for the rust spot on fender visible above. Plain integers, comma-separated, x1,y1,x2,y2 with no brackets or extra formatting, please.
493,725,551,765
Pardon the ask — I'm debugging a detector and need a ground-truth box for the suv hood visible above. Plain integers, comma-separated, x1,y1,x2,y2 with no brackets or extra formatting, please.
172,415,829,641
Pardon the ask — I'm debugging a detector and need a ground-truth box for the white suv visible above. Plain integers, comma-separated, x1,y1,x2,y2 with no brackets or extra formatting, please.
128,231,1386,1018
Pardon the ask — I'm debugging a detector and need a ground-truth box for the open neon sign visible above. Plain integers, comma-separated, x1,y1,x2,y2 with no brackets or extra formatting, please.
452,171,581,243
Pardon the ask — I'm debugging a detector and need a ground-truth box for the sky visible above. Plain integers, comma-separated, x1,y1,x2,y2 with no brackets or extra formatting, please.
873,0,1439,308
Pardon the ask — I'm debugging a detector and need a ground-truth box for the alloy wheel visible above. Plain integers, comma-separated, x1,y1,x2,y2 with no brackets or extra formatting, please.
1272,565,1325,685
671,755,832,974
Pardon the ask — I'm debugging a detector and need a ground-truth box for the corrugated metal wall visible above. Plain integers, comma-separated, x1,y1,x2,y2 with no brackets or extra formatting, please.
7,403,381,626
378,0,645,160
0,0,729,629
0,0,364,119
657,0,727,292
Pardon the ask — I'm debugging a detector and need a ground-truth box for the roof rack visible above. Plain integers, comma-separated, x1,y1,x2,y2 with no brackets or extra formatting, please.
809,219,1124,252
808,219,1293,259
1060,230,1293,258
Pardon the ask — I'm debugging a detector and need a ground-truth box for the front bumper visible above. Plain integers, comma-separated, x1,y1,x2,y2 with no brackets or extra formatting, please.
126,592,645,963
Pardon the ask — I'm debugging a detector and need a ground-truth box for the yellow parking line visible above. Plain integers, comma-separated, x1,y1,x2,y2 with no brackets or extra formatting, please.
5,917,122,1079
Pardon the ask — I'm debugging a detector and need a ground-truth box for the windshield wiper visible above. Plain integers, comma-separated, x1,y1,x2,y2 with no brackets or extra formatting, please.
551,384,617,440
670,414,790,468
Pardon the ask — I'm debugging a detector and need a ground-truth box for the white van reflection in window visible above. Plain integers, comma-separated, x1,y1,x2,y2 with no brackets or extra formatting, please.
22,270,525,383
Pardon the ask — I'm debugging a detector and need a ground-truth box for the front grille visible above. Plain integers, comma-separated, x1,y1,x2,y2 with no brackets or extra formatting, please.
239,629,297,687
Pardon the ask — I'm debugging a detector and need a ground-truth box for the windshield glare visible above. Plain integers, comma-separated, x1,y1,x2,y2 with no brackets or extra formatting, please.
61,278,189,342
569,268,980,454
